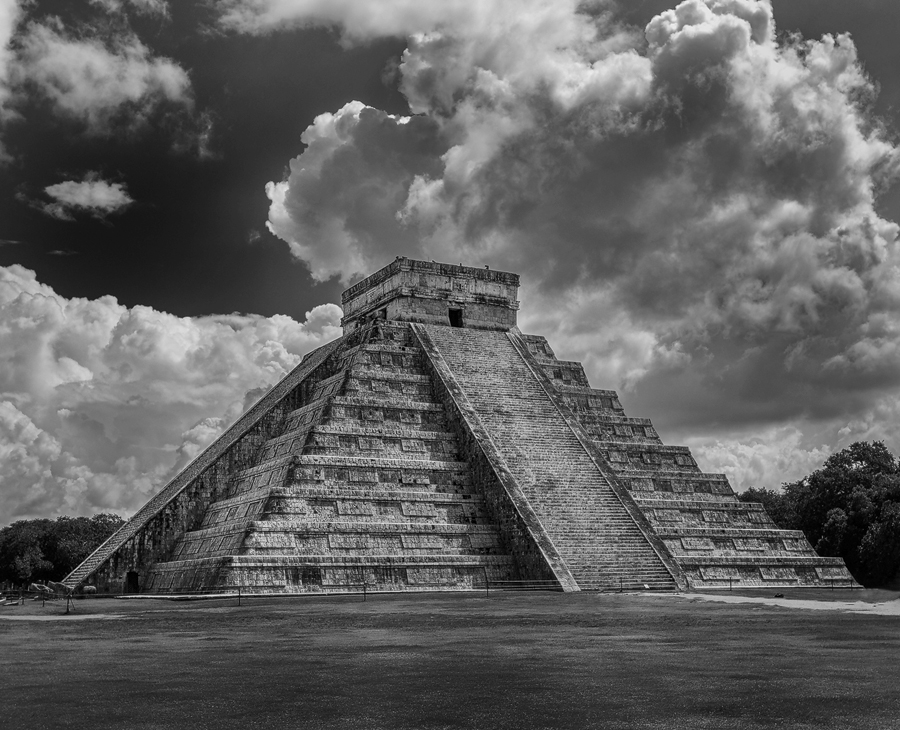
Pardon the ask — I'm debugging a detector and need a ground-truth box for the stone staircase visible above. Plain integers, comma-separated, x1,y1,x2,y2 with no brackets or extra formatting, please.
520,333,854,588
143,322,515,593
420,325,678,591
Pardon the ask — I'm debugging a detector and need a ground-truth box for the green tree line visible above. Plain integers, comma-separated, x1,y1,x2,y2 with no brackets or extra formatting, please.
0,514,124,586
739,441,900,586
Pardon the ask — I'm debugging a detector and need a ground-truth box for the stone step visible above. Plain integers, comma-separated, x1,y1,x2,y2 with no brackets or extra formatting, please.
273,487,484,503
257,427,314,462
552,385,625,414
249,521,499,534
288,477,476,491
530,358,590,386
656,527,807,539
679,555,851,567
313,419,452,436
575,416,662,444
293,454,470,470
344,376,433,399
327,396,448,428
634,497,767,511
305,428,459,461
304,443,458,462
421,325,677,590
330,394,443,410
347,367,431,384
151,554,515,570
595,442,700,471
311,424,454,440
282,400,330,433
308,372,346,400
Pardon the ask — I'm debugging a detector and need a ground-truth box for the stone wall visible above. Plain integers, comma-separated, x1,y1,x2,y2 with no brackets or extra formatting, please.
342,257,520,332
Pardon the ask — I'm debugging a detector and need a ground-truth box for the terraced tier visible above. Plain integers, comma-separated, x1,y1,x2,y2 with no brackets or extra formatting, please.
511,332,858,588
143,322,517,594
619,472,736,501
66,256,858,594
147,554,514,593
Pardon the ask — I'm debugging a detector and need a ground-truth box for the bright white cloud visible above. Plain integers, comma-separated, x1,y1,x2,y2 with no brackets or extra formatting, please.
0,264,342,520
685,425,833,492
41,173,134,219
14,18,191,132
217,0,588,42
249,0,900,488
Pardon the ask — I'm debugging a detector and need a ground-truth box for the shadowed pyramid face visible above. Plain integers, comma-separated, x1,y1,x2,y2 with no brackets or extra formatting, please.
340,257,520,333
67,258,856,595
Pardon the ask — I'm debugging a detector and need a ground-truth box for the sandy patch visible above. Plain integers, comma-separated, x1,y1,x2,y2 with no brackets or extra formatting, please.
651,592,900,615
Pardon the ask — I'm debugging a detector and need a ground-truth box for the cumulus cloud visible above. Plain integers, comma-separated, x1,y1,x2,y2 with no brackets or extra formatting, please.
90,0,170,18
685,425,833,492
0,2,199,160
21,172,135,221
0,0,22,162
14,17,191,133
244,0,900,488
265,101,447,278
0,264,342,520
218,0,563,40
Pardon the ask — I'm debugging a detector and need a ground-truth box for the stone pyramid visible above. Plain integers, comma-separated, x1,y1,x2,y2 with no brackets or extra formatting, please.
65,258,853,593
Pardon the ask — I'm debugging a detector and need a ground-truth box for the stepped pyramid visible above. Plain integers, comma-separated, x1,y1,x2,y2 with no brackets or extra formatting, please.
65,258,853,593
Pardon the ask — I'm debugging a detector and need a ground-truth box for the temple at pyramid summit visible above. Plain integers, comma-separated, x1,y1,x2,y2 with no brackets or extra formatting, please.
65,258,854,593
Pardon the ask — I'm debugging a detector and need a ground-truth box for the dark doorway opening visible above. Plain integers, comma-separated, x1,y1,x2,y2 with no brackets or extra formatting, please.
125,571,139,594
449,308,464,327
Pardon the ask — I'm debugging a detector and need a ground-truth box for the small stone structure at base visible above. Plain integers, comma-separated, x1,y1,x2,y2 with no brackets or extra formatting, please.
65,258,854,594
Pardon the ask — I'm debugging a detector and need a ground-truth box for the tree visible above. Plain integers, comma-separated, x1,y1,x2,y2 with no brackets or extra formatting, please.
0,519,54,584
775,441,900,586
737,487,793,528
0,514,124,586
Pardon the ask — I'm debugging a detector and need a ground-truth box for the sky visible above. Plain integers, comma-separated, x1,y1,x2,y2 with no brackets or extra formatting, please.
1,0,900,522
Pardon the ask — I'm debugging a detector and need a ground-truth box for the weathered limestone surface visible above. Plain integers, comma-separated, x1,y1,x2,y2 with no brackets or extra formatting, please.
518,333,854,588
417,325,681,591
65,257,855,593
342,257,519,332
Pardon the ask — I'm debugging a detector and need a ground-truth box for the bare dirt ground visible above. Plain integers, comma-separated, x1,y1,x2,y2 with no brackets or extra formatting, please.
1,588,898,729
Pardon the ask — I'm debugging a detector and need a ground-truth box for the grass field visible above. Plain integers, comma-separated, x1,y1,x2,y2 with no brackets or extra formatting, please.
1,589,898,729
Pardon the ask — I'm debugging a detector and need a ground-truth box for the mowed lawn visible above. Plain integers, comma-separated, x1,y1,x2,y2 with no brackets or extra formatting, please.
1,589,898,729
